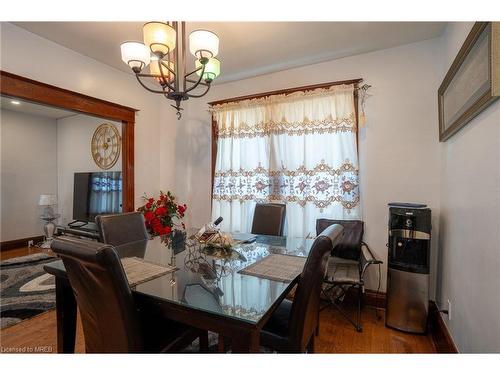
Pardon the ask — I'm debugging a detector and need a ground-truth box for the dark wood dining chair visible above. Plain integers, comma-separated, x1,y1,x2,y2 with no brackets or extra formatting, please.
96,212,149,246
51,236,207,353
259,224,344,353
251,203,286,236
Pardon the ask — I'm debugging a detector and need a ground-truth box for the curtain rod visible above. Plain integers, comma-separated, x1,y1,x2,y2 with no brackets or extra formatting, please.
208,78,366,107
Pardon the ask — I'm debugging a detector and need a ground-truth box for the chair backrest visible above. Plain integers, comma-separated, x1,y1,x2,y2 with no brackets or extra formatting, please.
96,212,149,246
51,236,143,353
289,224,344,350
316,219,364,260
251,203,286,236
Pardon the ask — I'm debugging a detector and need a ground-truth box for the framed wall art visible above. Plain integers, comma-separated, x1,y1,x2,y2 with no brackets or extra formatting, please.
438,22,499,142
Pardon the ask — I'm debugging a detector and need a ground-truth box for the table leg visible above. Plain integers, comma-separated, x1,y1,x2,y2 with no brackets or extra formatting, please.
55,277,77,353
230,329,260,353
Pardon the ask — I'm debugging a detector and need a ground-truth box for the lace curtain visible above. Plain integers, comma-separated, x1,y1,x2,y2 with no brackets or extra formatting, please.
211,84,361,238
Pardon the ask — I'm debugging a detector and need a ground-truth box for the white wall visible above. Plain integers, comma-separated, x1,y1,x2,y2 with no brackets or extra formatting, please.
179,37,444,292
57,115,121,224
0,109,57,241
0,22,176,210
437,22,500,353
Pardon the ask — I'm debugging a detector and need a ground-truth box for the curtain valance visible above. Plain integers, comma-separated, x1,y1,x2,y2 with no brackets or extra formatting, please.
211,84,356,138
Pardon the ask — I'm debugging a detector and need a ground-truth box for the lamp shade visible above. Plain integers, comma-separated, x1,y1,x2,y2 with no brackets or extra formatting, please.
120,42,150,71
196,57,220,82
143,22,176,55
39,194,57,206
150,59,175,84
189,30,219,58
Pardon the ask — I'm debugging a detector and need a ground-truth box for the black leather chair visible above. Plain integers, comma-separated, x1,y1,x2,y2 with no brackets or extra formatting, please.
51,236,207,353
96,212,149,246
251,203,286,236
316,219,382,332
259,224,344,353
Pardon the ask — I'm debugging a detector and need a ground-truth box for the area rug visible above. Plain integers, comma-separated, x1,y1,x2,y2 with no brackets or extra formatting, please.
1,253,56,329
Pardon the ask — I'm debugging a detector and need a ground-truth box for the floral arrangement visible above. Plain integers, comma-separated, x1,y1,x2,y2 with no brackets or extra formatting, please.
137,191,187,240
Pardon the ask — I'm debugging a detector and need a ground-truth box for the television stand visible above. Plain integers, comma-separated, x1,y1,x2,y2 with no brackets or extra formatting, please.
67,220,89,228
56,222,100,241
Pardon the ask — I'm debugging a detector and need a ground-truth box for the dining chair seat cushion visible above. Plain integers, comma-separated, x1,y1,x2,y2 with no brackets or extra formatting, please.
325,257,360,285
262,299,292,337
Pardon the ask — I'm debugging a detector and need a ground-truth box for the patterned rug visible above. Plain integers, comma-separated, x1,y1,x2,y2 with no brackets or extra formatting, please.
1,253,56,329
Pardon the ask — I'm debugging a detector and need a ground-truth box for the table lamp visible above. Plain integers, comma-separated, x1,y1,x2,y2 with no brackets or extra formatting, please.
39,194,60,248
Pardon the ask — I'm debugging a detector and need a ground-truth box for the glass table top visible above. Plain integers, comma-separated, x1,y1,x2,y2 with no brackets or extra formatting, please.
45,232,315,325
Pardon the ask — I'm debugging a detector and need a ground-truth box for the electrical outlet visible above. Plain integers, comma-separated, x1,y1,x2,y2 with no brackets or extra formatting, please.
28,240,34,248
447,299,452,321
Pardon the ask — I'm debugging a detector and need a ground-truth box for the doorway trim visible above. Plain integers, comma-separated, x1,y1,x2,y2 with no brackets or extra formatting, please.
0,70,137,212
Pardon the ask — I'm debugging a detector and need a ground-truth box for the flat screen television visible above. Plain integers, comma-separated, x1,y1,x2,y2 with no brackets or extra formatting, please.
73,172,122,222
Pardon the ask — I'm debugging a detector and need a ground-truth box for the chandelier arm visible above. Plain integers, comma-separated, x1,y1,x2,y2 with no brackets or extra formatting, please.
159,60,176,77
135,74,169,94
157,60,177,92
185,65,204,78
186,83,211,98
184,64,206,94
186,78,209,87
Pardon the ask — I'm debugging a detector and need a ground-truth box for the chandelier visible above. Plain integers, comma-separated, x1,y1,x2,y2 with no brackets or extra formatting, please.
120,22,221,119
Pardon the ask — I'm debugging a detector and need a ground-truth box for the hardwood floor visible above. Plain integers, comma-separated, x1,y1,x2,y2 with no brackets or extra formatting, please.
0,246,46,261
0,304,435,354
0,246,436,354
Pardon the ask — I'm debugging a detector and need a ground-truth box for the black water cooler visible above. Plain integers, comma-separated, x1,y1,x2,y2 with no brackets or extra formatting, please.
386,203,431,334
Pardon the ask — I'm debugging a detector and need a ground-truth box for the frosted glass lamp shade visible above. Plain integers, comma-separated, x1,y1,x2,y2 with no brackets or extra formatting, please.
189,30,219,58
39,194,57,206
196,58,220,82
120,42,150,71
143,22,176,55
150,59,175,84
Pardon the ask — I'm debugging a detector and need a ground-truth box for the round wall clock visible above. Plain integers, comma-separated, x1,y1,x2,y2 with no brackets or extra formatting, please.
91,123,121,170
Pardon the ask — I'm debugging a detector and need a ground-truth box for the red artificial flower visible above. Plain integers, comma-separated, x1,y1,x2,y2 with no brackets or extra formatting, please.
145,202,152,210
148,198,155,204
143,211,155,222
155,206,167,216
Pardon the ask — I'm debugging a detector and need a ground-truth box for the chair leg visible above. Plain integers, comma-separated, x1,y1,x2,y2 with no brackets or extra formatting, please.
316,308,320,336
218,334,226,353
307,334,315,353
356,286,363,332
199,331,209,352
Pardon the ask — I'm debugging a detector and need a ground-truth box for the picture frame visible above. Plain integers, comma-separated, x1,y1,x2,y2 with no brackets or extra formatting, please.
438,22,499,142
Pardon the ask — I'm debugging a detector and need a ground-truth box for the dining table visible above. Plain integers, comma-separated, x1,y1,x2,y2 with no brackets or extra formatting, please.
43,231,315,353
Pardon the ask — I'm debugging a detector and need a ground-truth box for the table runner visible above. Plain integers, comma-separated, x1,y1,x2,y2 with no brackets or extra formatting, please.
121,257,176,287
238,254,306,282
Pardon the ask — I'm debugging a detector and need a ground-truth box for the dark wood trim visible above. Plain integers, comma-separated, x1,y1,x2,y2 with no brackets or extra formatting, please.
121,120,135,212
438,22,499,142
1,70,136,213
429,300,459,353
0,235,45,251
208,78,363,106
363,289,386,309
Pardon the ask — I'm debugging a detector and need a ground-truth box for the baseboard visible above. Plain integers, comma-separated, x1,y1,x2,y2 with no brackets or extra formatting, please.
364,288,386,309
0,235,44,251
429,300,458,353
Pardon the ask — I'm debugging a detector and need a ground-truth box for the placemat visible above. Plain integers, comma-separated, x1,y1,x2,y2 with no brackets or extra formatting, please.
238,254,306,282
121,257,176,287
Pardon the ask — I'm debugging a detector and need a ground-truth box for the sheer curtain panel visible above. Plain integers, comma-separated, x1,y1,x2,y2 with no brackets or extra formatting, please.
211,84,361,238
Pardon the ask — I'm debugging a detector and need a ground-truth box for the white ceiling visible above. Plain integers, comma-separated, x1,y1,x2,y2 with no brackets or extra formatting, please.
0,96,77,119
13,22,447,84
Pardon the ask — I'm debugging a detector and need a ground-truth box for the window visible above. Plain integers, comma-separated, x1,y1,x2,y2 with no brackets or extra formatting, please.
211,82,361,238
